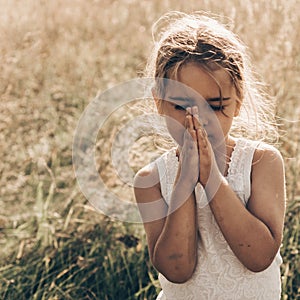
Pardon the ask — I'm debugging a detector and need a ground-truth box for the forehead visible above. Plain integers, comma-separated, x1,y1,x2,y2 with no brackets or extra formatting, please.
165,63,233,100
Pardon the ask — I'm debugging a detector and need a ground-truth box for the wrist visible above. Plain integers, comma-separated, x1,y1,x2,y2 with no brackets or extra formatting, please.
175,160,198,189
204,174,227,200
175,176,197,191
170,178,196,210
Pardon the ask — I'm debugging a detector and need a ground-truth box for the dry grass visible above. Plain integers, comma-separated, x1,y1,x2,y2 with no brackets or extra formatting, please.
0,0,299,299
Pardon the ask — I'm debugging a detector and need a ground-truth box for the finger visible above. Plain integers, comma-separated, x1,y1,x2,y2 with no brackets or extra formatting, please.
191,106,198,115
186,114,194,131
191,109,207,145
197,125,208,151
185,106,198,144
186,106,192,114
193,112,201,130
190,129,197,142
193,112,207,140
190,106,198,129
187,126,198,144
183,129,197,151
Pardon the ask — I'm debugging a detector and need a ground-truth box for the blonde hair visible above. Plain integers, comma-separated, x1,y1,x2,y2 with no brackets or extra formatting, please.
145,11,278,144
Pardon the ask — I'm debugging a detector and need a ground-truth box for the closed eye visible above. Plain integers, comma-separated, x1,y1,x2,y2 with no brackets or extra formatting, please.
210,105,225,111
207,97,230,112
174,104,188,111
174,104,225,111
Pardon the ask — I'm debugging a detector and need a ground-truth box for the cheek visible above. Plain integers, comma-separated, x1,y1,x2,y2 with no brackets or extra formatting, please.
217,115,234,134
165,115,185,145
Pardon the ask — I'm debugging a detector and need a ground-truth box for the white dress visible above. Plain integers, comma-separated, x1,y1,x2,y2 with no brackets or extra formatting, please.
154,138,282,300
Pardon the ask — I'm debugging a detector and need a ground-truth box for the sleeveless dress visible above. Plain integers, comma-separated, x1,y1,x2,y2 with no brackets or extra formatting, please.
154,138,282,300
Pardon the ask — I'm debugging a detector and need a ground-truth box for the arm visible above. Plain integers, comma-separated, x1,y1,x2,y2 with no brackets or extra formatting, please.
175,108,286,272
134,167,198,283
134,115,200,283
208,145,285,272
188,106,286,272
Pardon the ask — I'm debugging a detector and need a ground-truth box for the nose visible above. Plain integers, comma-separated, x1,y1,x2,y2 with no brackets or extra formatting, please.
200,114,209,126
198,111,209,127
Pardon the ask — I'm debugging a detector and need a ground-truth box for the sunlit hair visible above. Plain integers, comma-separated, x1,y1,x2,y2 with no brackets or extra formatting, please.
144,11,278,144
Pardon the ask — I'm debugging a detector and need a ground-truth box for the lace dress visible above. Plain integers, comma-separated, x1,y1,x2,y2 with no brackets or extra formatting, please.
154,138,282,300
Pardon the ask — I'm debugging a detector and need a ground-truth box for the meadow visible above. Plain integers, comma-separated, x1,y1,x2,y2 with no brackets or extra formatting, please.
0,0,299,299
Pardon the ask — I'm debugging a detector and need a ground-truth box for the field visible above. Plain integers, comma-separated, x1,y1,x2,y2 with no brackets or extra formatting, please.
0,0,299,299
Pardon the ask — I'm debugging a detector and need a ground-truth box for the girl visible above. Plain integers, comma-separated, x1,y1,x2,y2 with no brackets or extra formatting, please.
134,12,285,299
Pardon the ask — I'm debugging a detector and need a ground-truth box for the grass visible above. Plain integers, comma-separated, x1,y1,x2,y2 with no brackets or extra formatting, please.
0,0,299,299
0,217,160,300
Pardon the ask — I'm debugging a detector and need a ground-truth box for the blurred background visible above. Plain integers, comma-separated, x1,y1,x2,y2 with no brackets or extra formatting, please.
0,0,299,299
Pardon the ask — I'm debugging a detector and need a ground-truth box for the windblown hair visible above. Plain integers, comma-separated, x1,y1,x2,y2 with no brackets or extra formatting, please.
145,11,278,143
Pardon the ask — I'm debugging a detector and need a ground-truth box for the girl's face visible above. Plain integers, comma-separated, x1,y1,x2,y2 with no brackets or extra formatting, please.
155,63,241,147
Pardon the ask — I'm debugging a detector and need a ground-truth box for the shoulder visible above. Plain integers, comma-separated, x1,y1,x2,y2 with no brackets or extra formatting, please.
252,142,284,171
237,138,283,164
134,148,175,190
250,141,285,189
133,161,161,202
134,161,159,186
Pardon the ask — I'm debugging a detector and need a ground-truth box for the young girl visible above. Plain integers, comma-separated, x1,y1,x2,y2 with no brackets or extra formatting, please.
134,12,285,299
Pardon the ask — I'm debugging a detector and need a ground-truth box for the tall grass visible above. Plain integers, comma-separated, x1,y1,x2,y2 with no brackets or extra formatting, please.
0,217,159,300
0,0,299,299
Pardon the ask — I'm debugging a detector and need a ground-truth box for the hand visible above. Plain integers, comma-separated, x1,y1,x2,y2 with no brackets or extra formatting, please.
175,108,200,189
185,106,222,188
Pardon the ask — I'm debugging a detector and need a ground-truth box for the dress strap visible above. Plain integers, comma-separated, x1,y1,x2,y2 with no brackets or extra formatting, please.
242,139,261,201
154,148,178,205
228,138,261,203
155,153,168,204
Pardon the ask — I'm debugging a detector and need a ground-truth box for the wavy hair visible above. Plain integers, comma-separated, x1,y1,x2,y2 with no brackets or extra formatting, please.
144,11,278,144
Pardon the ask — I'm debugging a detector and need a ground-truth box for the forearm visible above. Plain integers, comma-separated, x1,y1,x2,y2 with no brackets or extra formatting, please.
208,178,279,272
153,179,198,282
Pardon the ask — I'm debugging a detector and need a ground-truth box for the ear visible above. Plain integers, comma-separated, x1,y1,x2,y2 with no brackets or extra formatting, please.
152,88,164,115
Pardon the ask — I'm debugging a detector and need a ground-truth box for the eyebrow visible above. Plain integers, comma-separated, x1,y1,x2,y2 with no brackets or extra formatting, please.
168,96,194,103
206,97,231,102
168,96,231,102
206,97,230,102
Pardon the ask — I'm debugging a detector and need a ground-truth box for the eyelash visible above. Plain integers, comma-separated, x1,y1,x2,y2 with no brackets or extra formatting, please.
174,105,188,111
174,105,225,111
210,105,225,111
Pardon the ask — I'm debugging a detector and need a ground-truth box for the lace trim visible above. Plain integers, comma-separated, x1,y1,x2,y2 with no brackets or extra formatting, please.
226,138,244,179
158,138,255,204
